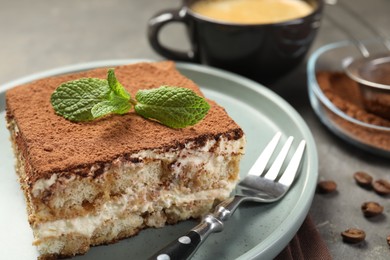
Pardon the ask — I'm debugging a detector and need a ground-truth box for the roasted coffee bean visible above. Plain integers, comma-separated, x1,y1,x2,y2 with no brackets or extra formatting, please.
317,180,337,194
372,179,390,195
341,228,366,243
353,171,373,188
361,201,384,217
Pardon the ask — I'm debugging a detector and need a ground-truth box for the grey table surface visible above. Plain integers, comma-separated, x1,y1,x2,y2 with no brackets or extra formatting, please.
1,0,389,259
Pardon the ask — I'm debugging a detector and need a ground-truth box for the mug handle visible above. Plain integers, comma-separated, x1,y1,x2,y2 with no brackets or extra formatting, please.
148,8,197,62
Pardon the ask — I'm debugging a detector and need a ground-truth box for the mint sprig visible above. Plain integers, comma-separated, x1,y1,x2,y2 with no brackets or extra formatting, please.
50,69,210,128
135,87,211,128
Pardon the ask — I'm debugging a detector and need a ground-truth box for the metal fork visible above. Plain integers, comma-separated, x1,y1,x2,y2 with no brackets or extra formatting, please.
149,132,306,260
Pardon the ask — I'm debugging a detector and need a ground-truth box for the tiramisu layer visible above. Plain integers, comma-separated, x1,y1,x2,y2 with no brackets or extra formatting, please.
5,61,245,259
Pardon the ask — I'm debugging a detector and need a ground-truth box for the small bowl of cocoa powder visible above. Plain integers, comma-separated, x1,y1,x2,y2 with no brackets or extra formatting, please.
307,40,390,157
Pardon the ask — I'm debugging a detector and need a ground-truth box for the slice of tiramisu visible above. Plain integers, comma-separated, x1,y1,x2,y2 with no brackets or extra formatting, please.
5,61,245,259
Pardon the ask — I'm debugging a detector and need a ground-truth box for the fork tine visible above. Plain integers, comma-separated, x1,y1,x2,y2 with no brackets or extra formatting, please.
278,140,306,186
247,132,282,176
263,136,294,181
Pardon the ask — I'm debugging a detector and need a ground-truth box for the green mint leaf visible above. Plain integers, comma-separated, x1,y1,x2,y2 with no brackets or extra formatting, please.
134,86,210,128
51,78,111,121
51,70,132,121
91,95,132,118
107,68,131,100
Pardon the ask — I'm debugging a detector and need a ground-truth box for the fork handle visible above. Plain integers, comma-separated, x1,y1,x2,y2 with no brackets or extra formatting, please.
148,230,201,260
148,214,223,260
148,196,246,260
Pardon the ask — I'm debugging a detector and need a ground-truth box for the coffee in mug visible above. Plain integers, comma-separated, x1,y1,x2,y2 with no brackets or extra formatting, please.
190,0,314,25
148,0,323,82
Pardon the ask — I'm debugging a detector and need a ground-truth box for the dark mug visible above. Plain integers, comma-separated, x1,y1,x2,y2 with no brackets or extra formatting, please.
148,0,323,82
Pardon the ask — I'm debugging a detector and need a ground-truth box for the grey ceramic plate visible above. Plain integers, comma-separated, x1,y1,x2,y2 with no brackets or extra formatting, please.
0,60,318,260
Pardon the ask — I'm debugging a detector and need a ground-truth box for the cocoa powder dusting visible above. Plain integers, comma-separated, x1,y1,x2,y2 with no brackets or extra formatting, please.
316,72,390,151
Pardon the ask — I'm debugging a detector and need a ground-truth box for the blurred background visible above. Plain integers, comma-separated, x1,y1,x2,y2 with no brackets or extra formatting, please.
1,0,389,85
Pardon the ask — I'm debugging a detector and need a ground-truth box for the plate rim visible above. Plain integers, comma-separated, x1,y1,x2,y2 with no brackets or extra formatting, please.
0,59,318,259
